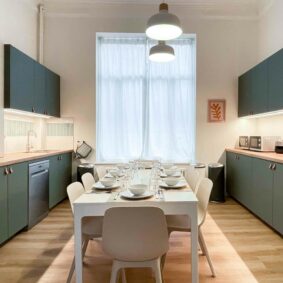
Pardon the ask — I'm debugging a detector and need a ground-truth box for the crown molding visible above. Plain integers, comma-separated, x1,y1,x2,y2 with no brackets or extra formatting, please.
43,0,272,20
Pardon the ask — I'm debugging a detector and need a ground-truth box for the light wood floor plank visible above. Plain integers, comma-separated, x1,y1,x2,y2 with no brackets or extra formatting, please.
0,198,282,283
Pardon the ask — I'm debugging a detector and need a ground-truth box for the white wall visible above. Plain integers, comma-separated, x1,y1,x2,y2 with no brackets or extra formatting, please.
44,3,258,165
0,0,38,157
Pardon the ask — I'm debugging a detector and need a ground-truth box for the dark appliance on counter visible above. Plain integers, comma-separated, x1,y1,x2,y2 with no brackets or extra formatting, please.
239,136,249,149
275,140,283,154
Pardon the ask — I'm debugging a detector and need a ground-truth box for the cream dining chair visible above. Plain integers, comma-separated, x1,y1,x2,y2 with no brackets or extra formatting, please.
66,182,103,283
185,166,203,193
102,207,169,283
166,178,216,277
81,172,96,192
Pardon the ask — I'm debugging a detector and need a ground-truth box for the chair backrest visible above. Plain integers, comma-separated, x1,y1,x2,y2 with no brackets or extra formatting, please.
67,182,85,214
102,207,169,262
81,172,96,192
185,166,202,192
196,178,213,226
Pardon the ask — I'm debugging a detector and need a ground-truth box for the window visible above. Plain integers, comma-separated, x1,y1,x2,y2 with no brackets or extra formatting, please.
96,34,196,163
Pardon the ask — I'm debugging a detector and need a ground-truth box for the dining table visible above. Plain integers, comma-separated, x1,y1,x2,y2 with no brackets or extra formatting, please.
73,169,199,283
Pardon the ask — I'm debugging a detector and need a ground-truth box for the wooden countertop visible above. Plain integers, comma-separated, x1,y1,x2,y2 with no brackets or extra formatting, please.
226,148,283,164
0,150,74,167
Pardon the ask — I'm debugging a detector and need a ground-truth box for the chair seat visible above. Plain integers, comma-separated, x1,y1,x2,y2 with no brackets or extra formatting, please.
82,216,103,237
166,215,191,231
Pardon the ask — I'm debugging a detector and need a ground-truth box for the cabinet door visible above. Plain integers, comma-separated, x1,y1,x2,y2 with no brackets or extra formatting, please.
268,49,283,111
226,152,236,196
45,69,60,117
251,158,273,225
227,153,252,206
238,71,252,117
4,45,34,112
49,155,61,209
8,162,28,237
236,154,252,207
273,163,283,235
0,167,8,244
60,153,72,200
251,61,268,114
34,62,46,114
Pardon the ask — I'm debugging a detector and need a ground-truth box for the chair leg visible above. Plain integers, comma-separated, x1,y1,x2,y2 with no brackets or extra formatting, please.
160,253,167,271
199,228,216,277
151,258,163,283
110,260,120,283
119,268,127,283
82,238,89,258
66,238,90,283
66,257,75,283
198,237,205,256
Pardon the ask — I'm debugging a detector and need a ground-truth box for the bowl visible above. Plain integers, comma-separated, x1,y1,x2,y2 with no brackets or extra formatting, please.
109,169,121,177
162,163,175,169
164,177,180,186
129,184,147,196
117,164,126,170
100,178,115,187
164,169,178,176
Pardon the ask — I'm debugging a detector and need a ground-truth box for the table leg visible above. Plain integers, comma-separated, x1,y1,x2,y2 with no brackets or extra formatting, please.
189,209,198,283
75,212,83,283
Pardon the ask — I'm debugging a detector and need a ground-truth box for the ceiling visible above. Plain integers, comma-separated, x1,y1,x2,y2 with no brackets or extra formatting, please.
41,0,273,18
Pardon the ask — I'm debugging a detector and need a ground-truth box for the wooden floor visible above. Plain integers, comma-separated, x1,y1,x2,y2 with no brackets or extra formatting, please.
0,198,282,283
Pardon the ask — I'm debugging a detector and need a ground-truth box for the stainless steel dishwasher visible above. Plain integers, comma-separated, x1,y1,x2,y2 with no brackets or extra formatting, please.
28,160,49,229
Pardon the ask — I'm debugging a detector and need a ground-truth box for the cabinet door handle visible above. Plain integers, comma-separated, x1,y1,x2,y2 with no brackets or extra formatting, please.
4,168,9,175
272,164,276,171
32,107,35,112
9,167,14,174
269,163,272,170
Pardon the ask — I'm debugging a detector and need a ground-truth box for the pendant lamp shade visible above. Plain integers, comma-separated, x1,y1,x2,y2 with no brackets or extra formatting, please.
149,41,175,62
146,3,182,41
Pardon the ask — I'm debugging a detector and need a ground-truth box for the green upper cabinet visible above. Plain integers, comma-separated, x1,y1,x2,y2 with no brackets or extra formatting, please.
238,71,252,117
34,62,46,115
251,60,268,114
0,167,8,245
238,48,283,117
251,158,273,225
273,163,283,235
4,44,60,117
268,49,283,111
4,45,34,112
7,162,28,237
45,68,60,117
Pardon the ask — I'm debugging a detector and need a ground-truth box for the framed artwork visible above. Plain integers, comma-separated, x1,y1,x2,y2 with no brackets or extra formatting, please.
208,99,226,122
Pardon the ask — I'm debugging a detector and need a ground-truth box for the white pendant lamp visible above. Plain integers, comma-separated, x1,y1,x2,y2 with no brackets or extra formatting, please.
149,41,175,62
146,3,182,41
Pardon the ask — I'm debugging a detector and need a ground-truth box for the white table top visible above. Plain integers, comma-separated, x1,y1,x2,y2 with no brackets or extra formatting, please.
74,190,198,206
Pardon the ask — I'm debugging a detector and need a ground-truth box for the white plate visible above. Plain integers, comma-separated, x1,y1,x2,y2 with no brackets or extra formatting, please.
92,182,120,190
160,172,182,178
159,181,187,189
120,190,154,200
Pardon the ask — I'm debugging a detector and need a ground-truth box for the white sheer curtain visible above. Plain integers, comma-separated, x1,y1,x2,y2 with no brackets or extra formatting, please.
96,35,196,163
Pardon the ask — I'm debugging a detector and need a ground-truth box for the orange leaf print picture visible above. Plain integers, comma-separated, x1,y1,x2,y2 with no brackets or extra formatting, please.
208,99,226,122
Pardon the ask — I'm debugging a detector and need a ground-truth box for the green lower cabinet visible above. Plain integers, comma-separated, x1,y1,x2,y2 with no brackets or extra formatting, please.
8,162,28,237
49,153,72,209
251,158,273,225
0,167,8,244
226,152,252,207
273,163,283,234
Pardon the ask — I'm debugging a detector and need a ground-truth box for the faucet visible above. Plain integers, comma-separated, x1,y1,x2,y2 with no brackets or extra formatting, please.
26,130,37,153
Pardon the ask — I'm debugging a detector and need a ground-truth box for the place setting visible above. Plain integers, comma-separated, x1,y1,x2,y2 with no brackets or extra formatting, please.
159,177,188,190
